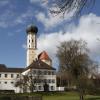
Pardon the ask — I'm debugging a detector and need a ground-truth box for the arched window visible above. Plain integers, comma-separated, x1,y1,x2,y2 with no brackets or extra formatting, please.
32,39,33,42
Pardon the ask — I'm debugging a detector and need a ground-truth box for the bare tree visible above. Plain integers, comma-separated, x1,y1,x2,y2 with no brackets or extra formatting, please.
49,0,95,17
15,69,44,93
29,69,44,92
56,39,97,100
15,74,30,93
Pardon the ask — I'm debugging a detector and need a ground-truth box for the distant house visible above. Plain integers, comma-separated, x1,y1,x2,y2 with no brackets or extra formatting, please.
0,24,56,93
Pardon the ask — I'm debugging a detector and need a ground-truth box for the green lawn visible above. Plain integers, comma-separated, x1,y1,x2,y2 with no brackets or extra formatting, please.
43,92,78,100
44,95,100,100
43,92,100,100
0,92,100,100
43,95,78,100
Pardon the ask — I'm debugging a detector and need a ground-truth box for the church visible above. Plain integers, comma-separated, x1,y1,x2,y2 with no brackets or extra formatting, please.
0,25,56,93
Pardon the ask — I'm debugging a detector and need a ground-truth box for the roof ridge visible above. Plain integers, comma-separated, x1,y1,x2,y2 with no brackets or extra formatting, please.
25,59,56,71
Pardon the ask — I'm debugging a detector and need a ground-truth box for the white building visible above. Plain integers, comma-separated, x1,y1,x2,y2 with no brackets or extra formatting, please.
0,64,23,93
0,24,56,93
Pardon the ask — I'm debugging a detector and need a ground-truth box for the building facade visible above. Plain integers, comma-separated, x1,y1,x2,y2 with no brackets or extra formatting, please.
0,64,23,93
0,24,56,93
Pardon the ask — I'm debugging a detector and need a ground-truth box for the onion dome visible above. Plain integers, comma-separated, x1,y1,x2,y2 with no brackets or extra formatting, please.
38,51,51,61
26,24,38,34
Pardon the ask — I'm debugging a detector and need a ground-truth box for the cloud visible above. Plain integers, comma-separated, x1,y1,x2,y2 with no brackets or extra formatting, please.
30,0,48,3
0,9,14,28
37,13,100,69
35,12,62,29
35,7,75,30
0,6,34,28
32,0,76,30
0,0,9,6
8,32,14,36
14,8,34,25
22,44,27,50
30,0,40,3
0,0,73,30
35,11,73,30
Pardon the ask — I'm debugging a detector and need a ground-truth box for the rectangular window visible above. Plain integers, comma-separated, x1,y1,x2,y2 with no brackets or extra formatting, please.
41,79,44,83
44,79,47,83
11,82,14,84
32,39,33,42
33,70,36,74
11,74,13,78
38,70,42,75
5,82,7,84
5,74,7,78
48,71,51,75
17,74,19,78
52,79,55,83
38,86,42,90
51,86,54,90
44,71,47,75
52,71,55,75
34,86,36,90
48,79,51,83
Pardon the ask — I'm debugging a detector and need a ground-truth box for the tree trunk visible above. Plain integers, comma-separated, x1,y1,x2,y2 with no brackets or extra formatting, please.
80,94,84,100
77,81,85,100
79,89,84,100
67,79,70,88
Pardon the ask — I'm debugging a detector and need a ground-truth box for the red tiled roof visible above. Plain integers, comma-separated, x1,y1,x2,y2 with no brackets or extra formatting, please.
0,64,24,73
38,51,51,61
25,60,56,71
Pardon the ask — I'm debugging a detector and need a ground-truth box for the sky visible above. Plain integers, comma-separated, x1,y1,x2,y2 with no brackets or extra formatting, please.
0,0,100,71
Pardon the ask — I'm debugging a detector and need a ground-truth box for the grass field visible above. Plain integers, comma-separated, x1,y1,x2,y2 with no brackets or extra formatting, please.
42,92,100,100
43,96,100,100
43,95,79,100
0,92,100,100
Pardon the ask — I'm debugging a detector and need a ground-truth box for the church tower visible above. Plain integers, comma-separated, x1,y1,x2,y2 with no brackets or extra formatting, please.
26,25,38,66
